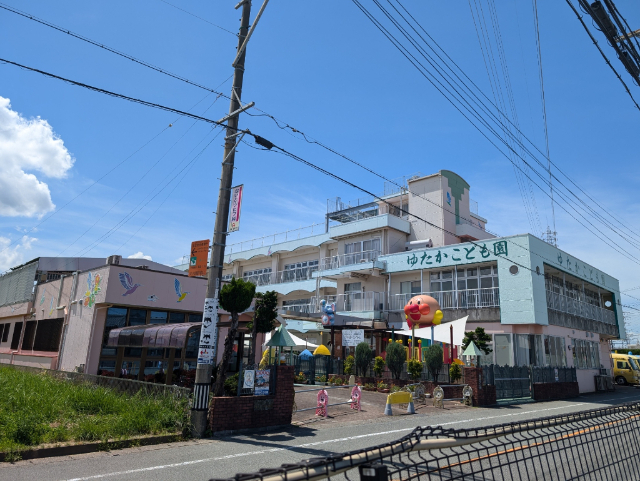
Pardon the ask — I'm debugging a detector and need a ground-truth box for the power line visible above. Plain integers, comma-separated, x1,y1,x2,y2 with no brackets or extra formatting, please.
0,3,233,99
564,0,640,112
349,0,640,266
156,0,238,36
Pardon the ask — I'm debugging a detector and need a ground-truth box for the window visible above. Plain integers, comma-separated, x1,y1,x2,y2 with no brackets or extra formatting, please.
21,320,37,350
572,339,600,369
185,328,200,358
0,324,5,343
102,307,128,356
33,318,64,352
344,282,362,293
222,274,234,281
188,313,201,323
10,322,22,350
514,334,544,367
98,360,116,377
150,311,168,324
345,238,381,263
400,281,421,295
283,260,318,281
430,271,453,292
544,336,567,367
128,309,147,326
169,312,185,324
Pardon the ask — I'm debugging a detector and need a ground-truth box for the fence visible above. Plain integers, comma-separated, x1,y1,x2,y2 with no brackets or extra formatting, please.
531,366,577,384
389,288,500,311
3,364,191,400
212,402,640,481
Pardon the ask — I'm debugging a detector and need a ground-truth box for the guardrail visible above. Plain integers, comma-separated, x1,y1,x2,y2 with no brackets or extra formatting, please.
388,288,500,311
320,250,381,270
213,402,640,481
546,290,616,325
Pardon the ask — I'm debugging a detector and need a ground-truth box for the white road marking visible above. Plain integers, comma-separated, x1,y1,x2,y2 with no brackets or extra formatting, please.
64,394,640,481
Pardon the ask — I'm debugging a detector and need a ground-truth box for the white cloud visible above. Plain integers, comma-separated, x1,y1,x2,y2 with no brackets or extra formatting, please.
0,235,37,272
0,97,74,217
128,251,153,261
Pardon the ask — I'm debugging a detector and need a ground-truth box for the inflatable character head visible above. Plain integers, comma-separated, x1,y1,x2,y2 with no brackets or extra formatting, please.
403,294,443,329
320,299,335,326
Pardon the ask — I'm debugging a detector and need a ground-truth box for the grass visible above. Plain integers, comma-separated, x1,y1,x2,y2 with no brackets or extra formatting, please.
0,367,190,454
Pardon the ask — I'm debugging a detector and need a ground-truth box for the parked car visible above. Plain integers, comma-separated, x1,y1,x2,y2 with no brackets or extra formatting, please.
611,353,640,385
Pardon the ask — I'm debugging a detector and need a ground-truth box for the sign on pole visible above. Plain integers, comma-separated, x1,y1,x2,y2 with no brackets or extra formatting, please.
188,239,210,277
254,370,270,395
342,329,365,347
198,297,219,365
228,185,244,232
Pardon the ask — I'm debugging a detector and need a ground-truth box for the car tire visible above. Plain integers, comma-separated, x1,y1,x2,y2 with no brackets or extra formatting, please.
615,376,627,386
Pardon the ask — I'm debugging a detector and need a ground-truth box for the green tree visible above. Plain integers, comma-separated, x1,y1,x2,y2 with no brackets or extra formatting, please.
247,291,278,364
213,278,256,397
449,363,462,383
355,342,373,376
385,342,406,380
373,356,386,378
344,355,355,375
462,327,493,356
424,345,444,382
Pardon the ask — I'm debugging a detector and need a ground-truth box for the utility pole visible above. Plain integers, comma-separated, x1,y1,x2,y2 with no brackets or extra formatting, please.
191,0,253,438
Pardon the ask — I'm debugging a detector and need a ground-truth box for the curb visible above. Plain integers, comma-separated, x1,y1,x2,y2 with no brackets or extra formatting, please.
0,433,184,463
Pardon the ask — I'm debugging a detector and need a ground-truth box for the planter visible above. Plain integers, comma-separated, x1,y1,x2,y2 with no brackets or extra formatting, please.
378,388,390,393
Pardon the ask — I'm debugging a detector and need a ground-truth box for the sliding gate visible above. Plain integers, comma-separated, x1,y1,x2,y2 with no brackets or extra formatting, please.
484,365,532,403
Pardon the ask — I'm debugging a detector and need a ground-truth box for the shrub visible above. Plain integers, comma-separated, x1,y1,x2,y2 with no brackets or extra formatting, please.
355,342,373,376
424,345,444,382
373,356,386,378
344,355,355,375
377,381,388,390
407,359,423,380
386,342,406,380
390,385,401,393
449,363,462,383
223,372,239,396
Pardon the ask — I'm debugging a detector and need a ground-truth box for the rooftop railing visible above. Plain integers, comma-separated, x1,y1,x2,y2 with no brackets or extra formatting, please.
320,249,381,271
546,290,616,326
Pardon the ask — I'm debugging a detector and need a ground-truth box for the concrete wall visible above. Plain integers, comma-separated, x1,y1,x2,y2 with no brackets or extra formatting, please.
407,174,444,246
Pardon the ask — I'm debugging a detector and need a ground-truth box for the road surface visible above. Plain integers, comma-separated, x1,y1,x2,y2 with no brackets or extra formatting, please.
2,387,639,481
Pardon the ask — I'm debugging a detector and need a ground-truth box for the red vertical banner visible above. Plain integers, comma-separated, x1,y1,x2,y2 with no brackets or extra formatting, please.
228,184,244,232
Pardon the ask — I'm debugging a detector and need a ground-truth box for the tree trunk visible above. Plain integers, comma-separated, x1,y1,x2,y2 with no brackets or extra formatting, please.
213,312,240,397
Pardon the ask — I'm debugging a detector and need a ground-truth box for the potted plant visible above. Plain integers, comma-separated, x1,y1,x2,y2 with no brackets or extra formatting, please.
295,371,307,384
363,383,377,392
377,381,389,393
449,363,462,384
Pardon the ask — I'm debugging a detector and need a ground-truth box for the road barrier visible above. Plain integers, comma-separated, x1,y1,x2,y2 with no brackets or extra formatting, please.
293,384,361,417
384,391,414,415
212,402,640,481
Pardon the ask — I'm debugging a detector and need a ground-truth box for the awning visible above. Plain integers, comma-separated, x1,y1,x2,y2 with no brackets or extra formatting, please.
107,323,200,348
263,329,319,350
387,316,468,345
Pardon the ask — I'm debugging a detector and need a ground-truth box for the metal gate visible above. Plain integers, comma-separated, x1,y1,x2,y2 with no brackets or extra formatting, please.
485,365,532,403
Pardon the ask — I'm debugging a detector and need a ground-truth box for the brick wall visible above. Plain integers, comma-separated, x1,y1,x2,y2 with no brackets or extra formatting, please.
532,382,579,401
208,366,294,433
464,367,496,406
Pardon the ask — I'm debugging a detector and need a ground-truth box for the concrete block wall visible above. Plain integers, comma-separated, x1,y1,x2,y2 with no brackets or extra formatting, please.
532,382,579,401
464,367,496,406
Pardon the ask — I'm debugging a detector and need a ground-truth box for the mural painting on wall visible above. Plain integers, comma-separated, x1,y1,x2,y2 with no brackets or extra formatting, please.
48,296,55,317
39,292,45,305
119,272,142,296
147,295,158,302
403,295,443,329
175,278,190,303
83,272,101,308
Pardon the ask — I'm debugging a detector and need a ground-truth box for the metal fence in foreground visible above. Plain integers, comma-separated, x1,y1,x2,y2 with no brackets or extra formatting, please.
211,402,640,481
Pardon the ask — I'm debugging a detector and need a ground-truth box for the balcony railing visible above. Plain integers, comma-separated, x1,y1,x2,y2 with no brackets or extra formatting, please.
320,250,381,271
280,303,315,314
323,291,386,313
388,288,500,311
243,266,319,287
546,290,616,326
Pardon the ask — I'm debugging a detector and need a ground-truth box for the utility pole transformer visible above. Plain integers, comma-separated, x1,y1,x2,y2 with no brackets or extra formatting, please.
191,0,253,438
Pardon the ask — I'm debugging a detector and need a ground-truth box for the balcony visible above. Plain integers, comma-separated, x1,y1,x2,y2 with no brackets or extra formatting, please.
546,290,616,326
320,250,382,271
243,266,318,287
279,303,315,315
324,291,386,313
388,288,500,311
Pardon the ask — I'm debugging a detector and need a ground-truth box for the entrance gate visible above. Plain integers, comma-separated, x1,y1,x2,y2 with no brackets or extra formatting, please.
484,365,532,403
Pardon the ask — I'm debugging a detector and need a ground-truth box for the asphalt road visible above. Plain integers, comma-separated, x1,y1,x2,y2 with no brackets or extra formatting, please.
2,387,640,481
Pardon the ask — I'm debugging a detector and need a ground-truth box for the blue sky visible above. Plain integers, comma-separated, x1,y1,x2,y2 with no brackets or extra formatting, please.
1,1,640,332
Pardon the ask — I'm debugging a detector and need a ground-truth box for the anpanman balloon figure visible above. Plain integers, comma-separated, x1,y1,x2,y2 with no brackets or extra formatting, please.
403,294,443,329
